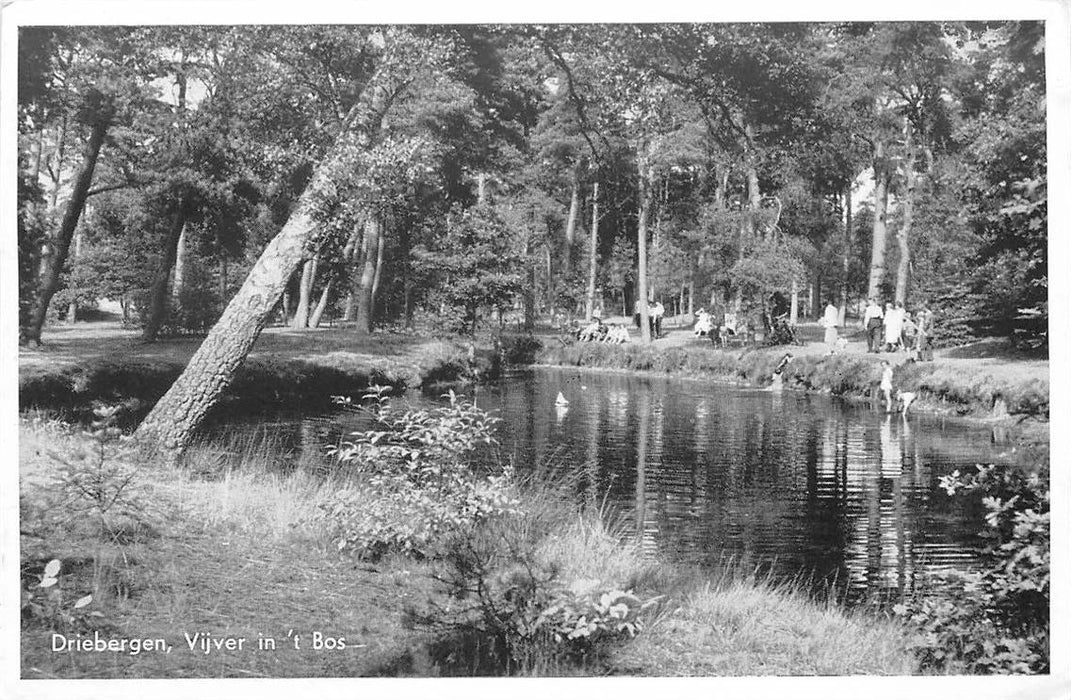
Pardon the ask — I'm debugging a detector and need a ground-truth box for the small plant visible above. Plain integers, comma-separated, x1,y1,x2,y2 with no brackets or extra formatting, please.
49,404,146,540
21,559,100,632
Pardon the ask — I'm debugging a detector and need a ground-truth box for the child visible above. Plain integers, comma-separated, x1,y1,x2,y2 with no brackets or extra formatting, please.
880,360,894,412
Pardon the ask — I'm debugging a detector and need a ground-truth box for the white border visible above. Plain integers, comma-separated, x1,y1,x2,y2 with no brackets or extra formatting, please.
1,1,1068,699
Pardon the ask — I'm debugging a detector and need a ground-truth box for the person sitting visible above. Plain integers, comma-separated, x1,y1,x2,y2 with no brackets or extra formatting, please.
606,324,630,344
577,318,606,342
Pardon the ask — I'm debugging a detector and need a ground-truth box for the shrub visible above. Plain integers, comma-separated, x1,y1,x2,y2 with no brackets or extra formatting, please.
322,387,520,559
894,463,1049,674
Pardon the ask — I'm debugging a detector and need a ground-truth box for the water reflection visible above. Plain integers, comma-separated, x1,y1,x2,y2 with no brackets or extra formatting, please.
481,368,1010,601
203,367,1020,602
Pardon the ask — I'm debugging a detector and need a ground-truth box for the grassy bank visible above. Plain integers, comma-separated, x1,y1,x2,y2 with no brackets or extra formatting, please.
19,416,917,678
18,323,519,425
538,341,1050,419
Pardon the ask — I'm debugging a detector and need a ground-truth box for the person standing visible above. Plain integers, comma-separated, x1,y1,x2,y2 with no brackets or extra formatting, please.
651,299,665,338
915,306,934,361
880,360,894,412
863,298,884,353
821,301,840,347
884,301,905,352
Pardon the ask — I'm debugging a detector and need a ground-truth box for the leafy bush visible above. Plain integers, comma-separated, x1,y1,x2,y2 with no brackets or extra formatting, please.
499,333,543,365
894,463,1049,674
322,387,520,559
421,512,658,674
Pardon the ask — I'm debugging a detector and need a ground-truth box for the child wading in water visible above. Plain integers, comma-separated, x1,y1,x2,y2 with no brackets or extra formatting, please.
880,360,894,412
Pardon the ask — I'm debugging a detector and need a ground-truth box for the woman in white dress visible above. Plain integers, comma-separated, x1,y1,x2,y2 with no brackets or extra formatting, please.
883,302,904,351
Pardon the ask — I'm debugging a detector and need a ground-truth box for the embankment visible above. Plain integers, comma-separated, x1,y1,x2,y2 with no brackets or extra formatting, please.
538,342,1049,421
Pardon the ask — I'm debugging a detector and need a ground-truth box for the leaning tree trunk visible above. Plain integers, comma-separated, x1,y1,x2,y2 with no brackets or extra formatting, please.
308,279,333,328
866,140,890,301
354,215,380,335
636,144,652,344
134,65,394,456
584,181,600,321
25,116,110,344
142,210,187,342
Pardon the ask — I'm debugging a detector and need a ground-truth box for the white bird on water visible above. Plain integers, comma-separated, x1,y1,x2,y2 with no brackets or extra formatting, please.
555,391,570,407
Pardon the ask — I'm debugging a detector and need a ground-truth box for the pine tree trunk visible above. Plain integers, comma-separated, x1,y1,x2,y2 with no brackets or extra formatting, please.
143,208,188,341
867,140,890,301
291,256,317,329
636,143,652,344
134,65,394,456
584,181,600,321
25,117,109,344
355,216,380,334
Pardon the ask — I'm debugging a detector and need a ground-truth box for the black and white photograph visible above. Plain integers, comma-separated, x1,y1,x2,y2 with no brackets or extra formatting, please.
1,1,1067,697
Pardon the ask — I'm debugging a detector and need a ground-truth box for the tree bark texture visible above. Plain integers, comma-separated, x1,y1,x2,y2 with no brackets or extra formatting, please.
866,140,890,302
173,223,188,305
354,215,380,334
839,186,852,326
584,181,600,321
66,228,83,324
25,117,110,344
142,211,187,342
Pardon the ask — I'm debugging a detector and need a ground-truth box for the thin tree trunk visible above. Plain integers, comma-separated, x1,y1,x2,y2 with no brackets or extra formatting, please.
142,208,188,341
66,227,83,324
309,279,333,328
867,140,890,301
173,223,188,305
134,65,395,456
370,223,386,302
355,215,380,334
584,181,600,321
790,278,799,325
563,161,580,276
25,117,109,344
839,186,852,326
637,143,652,344
291,255,317,328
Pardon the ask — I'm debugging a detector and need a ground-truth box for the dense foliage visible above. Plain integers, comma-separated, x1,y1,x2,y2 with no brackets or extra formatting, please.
17,23,1047,347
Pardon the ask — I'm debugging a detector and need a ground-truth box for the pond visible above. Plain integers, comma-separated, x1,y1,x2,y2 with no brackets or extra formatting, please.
203,366,1025,602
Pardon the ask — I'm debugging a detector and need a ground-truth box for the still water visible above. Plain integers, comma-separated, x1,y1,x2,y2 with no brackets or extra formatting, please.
205,367,1023,600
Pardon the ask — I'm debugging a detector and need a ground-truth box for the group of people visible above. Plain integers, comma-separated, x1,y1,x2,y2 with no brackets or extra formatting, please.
633,299,666,338
575,317,630,344
863,298,934,359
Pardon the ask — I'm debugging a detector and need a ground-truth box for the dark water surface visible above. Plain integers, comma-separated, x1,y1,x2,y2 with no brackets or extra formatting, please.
204,367,1023,601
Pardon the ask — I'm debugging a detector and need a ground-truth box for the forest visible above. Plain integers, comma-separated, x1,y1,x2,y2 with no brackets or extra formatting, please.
18,22,1046,350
